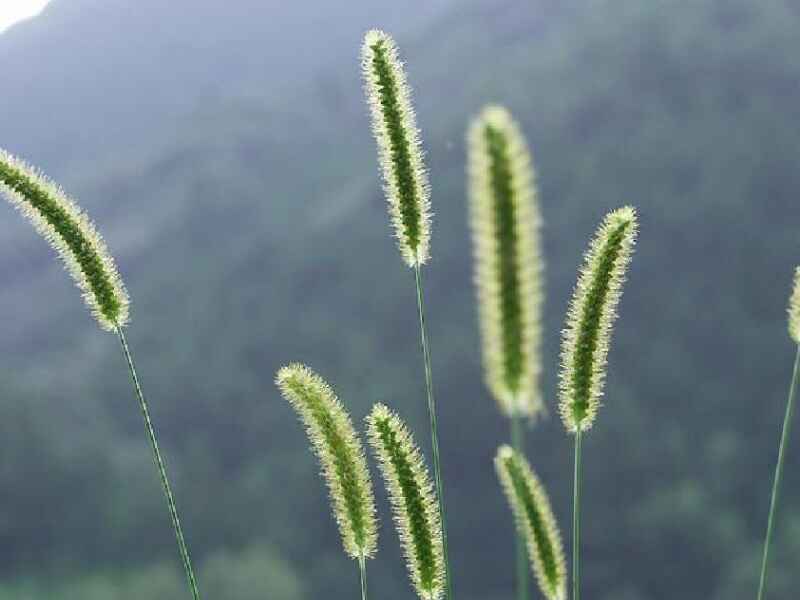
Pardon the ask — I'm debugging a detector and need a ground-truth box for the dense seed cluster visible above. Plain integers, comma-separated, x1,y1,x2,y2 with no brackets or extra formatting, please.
276,364,378,559
495,445,567,600
788,267,800,344
361,29,431,267
558,207,638,432
468,105,544,418
0,148,129,330
366,404,444,600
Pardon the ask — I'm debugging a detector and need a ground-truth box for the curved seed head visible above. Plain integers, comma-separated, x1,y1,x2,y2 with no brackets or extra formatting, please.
468,105,544,419
558,207,638,433
788,267,800,343
361,29,431,267
276,364,378,560
495,445,567,600
0,148,129,331
365,403,444,600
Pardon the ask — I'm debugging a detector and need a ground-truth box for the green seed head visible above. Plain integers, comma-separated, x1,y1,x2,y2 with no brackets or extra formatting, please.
276,364,378,560
468,105,544,419
788,267,800,344
0,148,129,331
365,404,444,600
558,207,638,433
361,29,431,268
495,445,566,600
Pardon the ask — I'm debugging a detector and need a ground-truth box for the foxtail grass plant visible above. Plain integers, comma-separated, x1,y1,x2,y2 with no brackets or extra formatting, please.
468,105,544,600
756,268,800,600
275,364,378,600
0,148,200,600
366,404,445,600
558,207,638,600
361,29,452,600
495,446,567,600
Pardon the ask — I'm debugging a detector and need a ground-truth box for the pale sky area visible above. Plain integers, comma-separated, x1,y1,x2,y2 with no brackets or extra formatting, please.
0,0,50,33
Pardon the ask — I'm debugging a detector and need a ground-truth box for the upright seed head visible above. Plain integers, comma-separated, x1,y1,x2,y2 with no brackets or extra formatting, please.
788,267,800,344
558,207,638,433
365,404,444,600
361,29,431,267
0,148,129,331
495,445,567,600
468,105,544,419
276,364,378,560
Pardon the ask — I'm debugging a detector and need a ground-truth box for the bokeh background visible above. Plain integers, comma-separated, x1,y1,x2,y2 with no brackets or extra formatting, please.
0,0,799,598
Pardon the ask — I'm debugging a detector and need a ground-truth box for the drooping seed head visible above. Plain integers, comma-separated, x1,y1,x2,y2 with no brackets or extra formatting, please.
788,267,800,344
0,148,129,331
468,105,544,418
366,403,444,600
495,445,566,600
558,207,638,433
361,29,431,267
276,364,378,560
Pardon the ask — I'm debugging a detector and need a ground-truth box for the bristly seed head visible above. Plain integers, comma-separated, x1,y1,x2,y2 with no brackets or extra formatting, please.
468,105,544,419
361,29,431,268
0,148,129,331
366,403,444,600
788,267,800,344
276,364,378,560
495,445,567,600
558,207,638,433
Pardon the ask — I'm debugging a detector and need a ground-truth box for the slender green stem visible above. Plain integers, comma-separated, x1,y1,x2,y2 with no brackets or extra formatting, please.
756,345,800,600
116,326,200,600
572,429,582,600
413,264,454,600
510,415,529,600
358,556,368,600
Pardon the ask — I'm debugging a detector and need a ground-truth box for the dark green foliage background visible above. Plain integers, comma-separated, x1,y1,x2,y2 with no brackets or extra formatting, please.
0,0,798,598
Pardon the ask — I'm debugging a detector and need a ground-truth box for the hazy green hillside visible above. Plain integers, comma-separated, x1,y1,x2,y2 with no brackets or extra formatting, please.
1,0,800,599
0,0,453,168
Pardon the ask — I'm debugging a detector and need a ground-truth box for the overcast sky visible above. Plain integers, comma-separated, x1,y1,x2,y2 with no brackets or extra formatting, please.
0,0,50,33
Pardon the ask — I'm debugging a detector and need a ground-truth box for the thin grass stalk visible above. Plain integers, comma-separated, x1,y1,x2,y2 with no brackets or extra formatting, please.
359,555,369,600
756,345,800,600
511,416,529,600
414,263,453,600
572,429,582,600
117,326,200,600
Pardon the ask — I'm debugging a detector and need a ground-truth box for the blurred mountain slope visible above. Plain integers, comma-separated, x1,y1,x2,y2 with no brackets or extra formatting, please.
0,0,453,168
